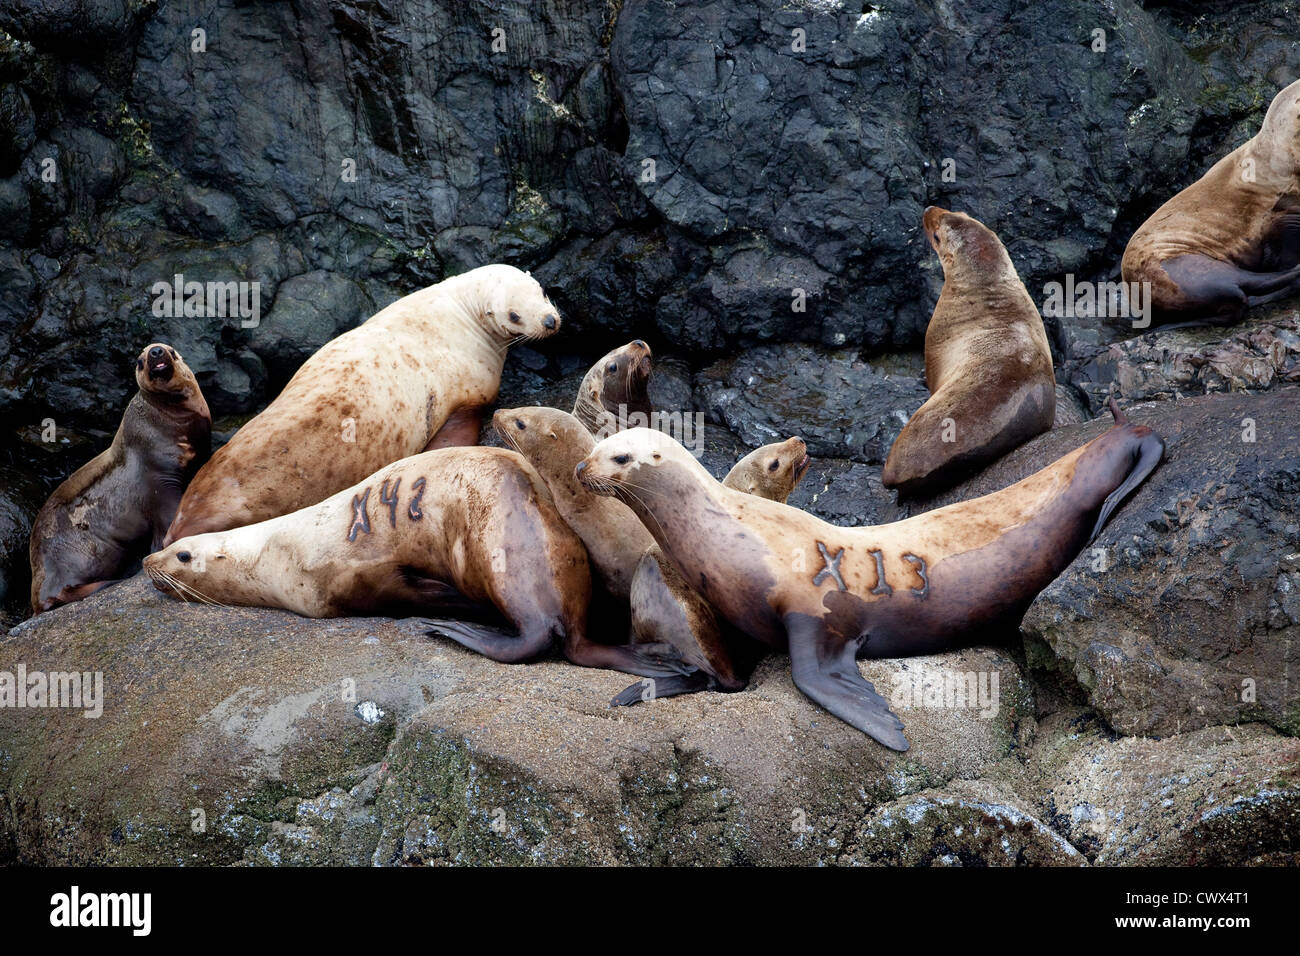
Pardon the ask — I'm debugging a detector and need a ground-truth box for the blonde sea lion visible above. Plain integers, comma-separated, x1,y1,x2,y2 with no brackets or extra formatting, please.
882,207,1056,498
30,343,211,614
577,400,1163,749
1122,78,1300,326
572,339,653,437
146,447,686,679
165,264,560,543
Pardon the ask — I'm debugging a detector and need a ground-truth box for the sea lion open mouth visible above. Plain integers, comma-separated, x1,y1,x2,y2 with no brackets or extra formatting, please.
793,453,811,482
146,346,174,382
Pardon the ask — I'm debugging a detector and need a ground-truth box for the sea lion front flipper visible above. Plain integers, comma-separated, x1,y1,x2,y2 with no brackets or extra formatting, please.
610,672,712,707
785,613,910,751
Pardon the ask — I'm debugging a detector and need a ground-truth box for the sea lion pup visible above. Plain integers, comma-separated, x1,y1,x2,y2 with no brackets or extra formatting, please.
146,447,687,679
493,406,652,598
30,343,211,614
882,207,1055,498
572,339,654,437
165,263,561,544
613,437,812,705
578,400,1163,750
1122,78,1300,326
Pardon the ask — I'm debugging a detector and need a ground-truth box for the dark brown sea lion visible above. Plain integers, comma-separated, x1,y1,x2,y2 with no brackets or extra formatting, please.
572,340,653,437
883,207,1055,498
30,343,211,614
578,400,1163,750
166,264,560,544
146,447,686,679
614,437,812,705
1121,78,1300,325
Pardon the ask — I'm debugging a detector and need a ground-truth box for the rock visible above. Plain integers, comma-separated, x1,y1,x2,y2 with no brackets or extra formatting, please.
0,576,1030,865
0,464,43,621
695,343,929,464
1028,710,1300,864
1068,308,1300,415
249,270,373,387
916,389,1300,739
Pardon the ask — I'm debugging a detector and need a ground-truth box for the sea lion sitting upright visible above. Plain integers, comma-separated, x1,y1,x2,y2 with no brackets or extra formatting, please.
614,437,812,704
30,343,211,614
882,207,1055,498
165,264,560,543
146,447,686,680
1122,78,1300,325
572,340,653,437
494,406,652,599
578,400,1163,750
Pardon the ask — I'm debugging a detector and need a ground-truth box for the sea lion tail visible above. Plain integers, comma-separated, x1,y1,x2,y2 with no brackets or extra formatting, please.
1087,427,1164,545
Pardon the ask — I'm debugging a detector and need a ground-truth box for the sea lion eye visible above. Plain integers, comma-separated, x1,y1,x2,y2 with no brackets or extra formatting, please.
515,419,525,430
509,311,522,324
136,358,144,370
613,454,631,465
769,459,780,471
606,362,618,373
177,551,192,563
169,348,178,359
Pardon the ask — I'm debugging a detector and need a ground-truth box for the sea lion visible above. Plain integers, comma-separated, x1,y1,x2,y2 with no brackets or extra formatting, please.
493,406,651,599
882,207,1056,498
30,343,211,614
614,437,812,704
165,264,560,543
578,400,1163,750
572,339,653,437
1121,78,1300,325
146,447,686,679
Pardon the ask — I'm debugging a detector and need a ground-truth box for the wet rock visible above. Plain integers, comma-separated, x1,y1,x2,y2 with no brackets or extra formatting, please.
1068,308,1300,415
0,464,42,620
917,390,1300,739
249,270,373,387
694,343,929,465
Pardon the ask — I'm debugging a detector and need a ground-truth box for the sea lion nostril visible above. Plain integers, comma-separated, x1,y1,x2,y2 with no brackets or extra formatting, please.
543,314,557,329
149,346,165,359
509,311,522,324
575,460,587,474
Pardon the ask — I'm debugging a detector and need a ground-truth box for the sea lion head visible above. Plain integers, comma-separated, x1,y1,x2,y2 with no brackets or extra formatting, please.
479,265,562,343
575,340,654,433
134,343,199,398
724,437,810,502
493,406,594,480
143,530,256,607
922,206,1016,284
576,426,702,500
1256,77,1300,169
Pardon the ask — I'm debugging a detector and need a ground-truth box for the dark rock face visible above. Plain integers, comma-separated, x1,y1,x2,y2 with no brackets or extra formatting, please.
914,390,1300,740
0,0,1298,865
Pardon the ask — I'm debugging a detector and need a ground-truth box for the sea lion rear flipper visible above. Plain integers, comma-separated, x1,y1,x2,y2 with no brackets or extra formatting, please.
424,619,555,664
785,614,909,751
610,672,712,708
1087,428,1165,544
